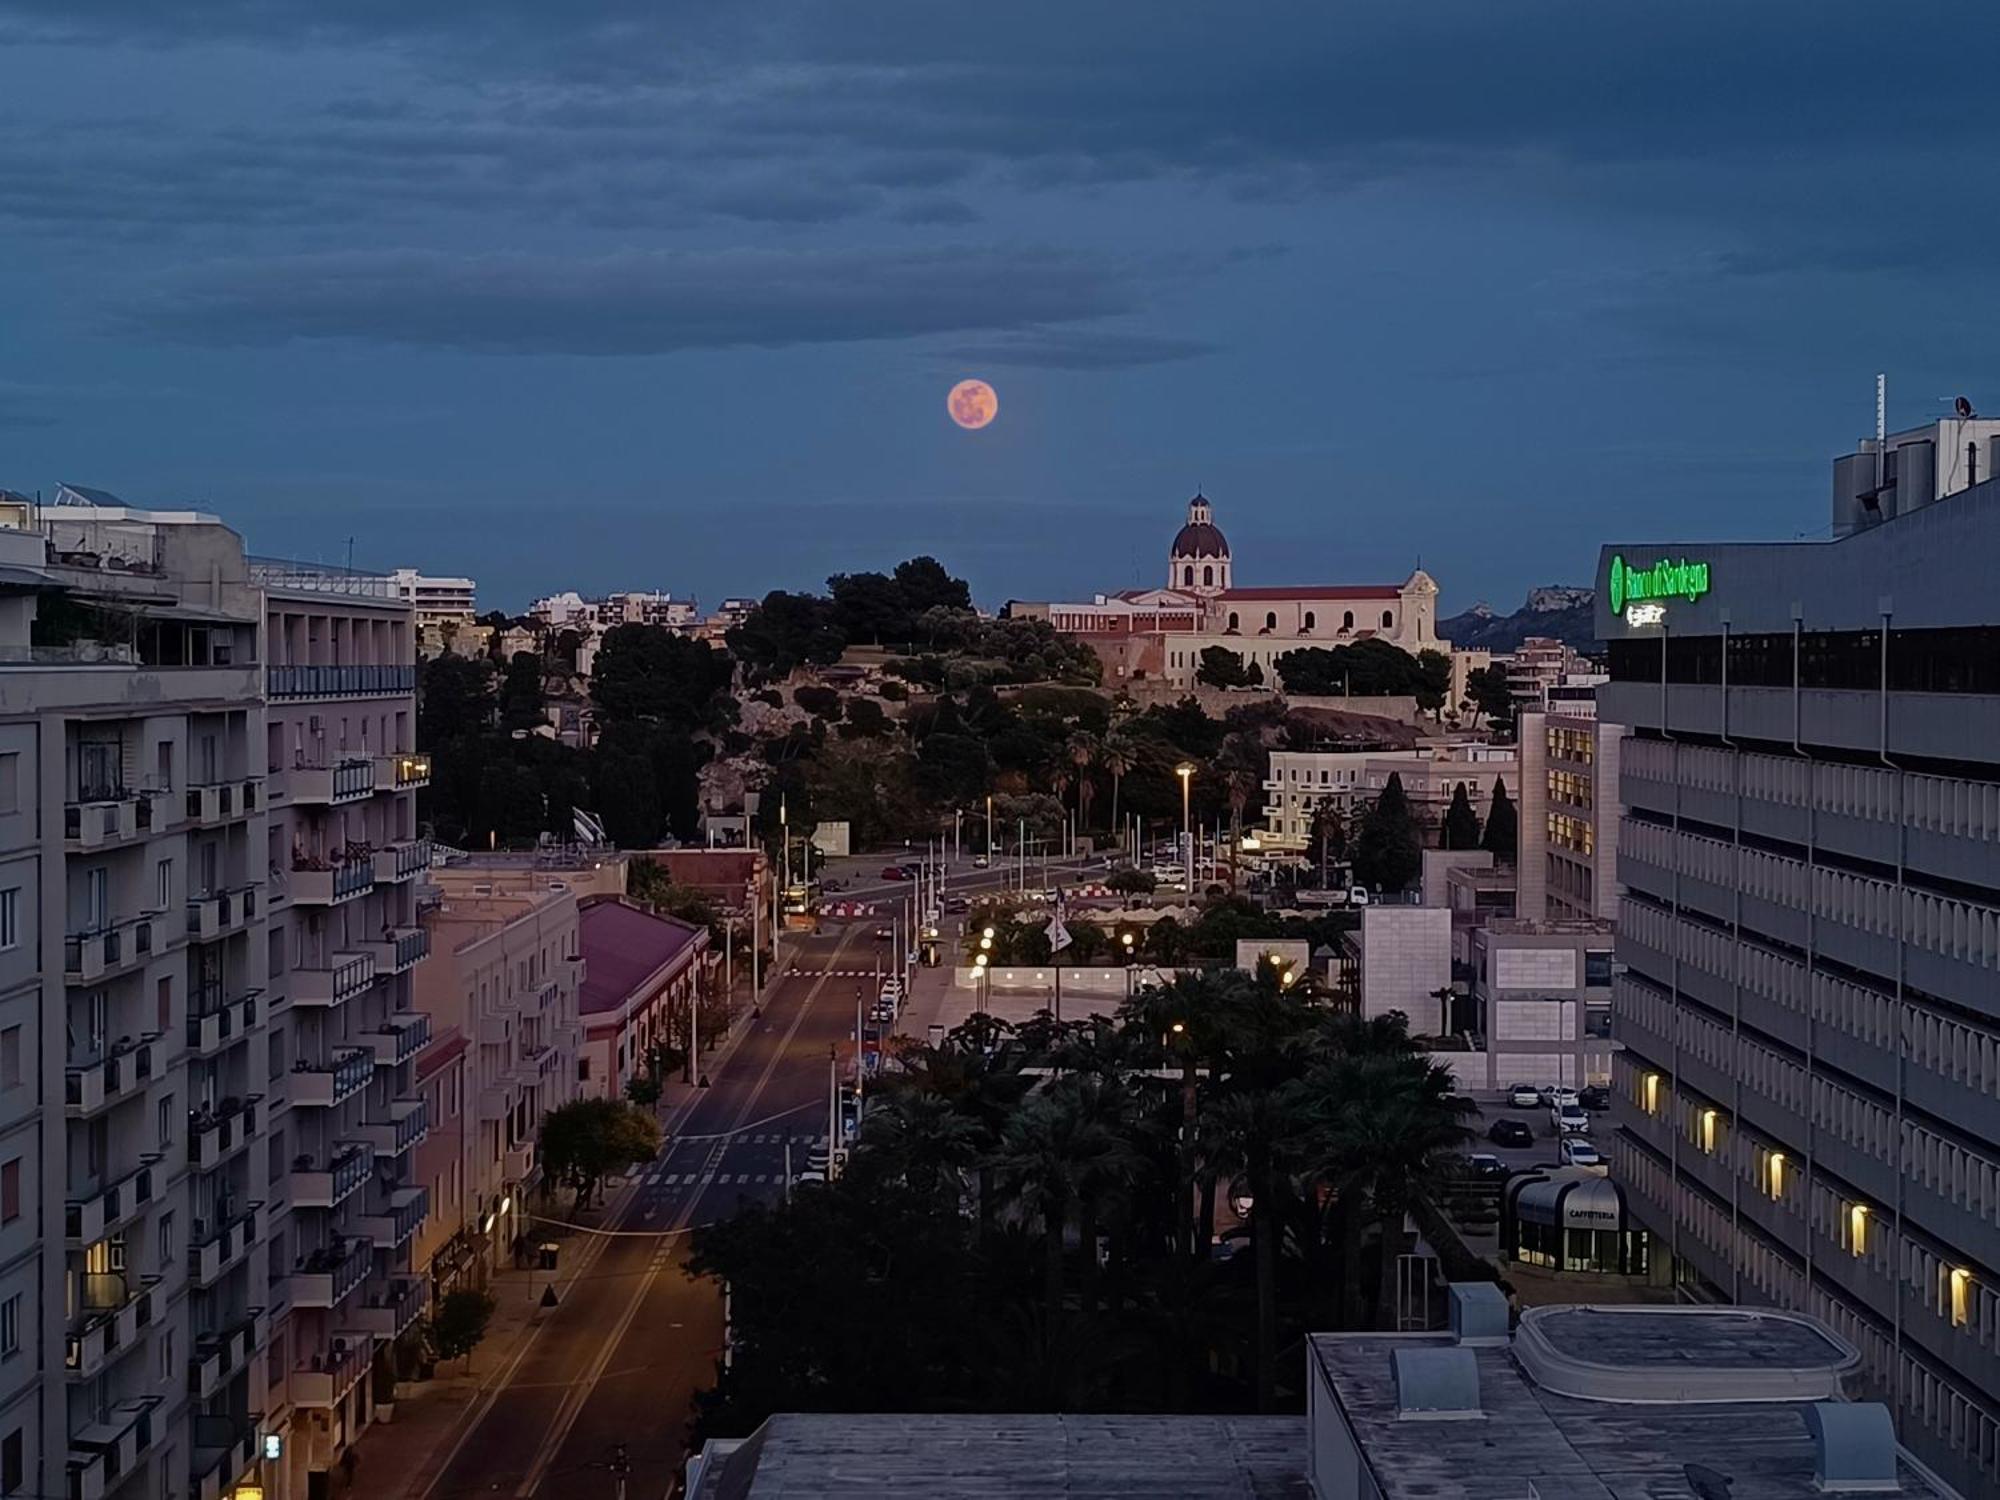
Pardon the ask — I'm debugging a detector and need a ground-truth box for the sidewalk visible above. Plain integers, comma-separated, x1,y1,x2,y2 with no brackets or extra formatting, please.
360,956,775,1500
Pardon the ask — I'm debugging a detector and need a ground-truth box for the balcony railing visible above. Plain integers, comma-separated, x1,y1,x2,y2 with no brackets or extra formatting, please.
291,951,376,1007
190,1415,258,1500
289,1333,371,1408
504,1142,536,1184
365,1012,433,1067
289,1144,370,1209
378,751,432,791
65,1396,161,1500
186,988,259,1054
66,1158,159,1242
356,1185,428,1250
64,790,155,849
64,1034,160,1116
188,1096,261,1171
268,663,416,700
185,777,260,825
63,918,153,985
374,837,433,885
288,858,373,906
508,1043,556,1088
190,1201,265,1287
363,925,430,975
286,1238,372,1308
289,1048,375,1109
358,1096,429,1158
186,885,257,941
188,1309,263,1400
64,1273,157,1381
353,1274,427,1340
283,757,375,805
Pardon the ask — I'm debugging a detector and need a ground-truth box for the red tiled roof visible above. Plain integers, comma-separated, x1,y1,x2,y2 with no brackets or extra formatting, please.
578,899,705,1016
416,1028,469,1082
1219,585,1402,601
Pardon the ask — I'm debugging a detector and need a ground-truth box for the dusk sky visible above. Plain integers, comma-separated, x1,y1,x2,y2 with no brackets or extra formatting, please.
1,2,1994,613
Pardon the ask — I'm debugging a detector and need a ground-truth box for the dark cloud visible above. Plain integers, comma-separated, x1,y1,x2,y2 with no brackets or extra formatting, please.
936,330,1216,370
118,245,1168,355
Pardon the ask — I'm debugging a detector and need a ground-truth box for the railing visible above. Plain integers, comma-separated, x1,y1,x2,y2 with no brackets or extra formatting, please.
65,1159,158,1242
359,1097,429,1157
63,918,153,982
64,790,152,847
375,837,433,884
189,1310,262,1398
64,1395,159,1500
283,757,375,803
188,1097,260,1170
185,778,259,824
65,1273,154,1380
366,1012,433,1066
64,1036,157,1115
190,1415,257,1500
289,858,374,905
267,663,416,700
186,885,257,939
289,1335,370,1407
357,1185,429,1250
289,1145,371,1209
354,1274,427,1340
387,752,431,789
289,1238,371,1308
190,1202,264,1286
365,924,430,974
186,989,259,1053
292,951,376,1007
290,1048,375,1109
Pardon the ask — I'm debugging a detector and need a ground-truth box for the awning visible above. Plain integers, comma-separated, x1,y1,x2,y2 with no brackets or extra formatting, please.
1509,1168,1626,1230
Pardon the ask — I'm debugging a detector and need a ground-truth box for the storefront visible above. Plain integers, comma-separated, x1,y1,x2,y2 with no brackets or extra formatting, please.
1502,1167,1649,1277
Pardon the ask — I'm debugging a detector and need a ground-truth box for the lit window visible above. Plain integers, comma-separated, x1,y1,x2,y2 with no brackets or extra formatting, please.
1643,1073,1660,1115
1765,1151,1785,1199
1699,1108,1718,1153
1848,1203,1869,1256
1948,1267,1972,1327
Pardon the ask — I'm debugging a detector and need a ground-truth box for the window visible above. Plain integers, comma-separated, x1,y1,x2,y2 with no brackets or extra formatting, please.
0,753,17,814
159,1212,175,1270
1303,611,1315,630
1202,565,1214,587
0,1028,16,1090
1,1428,20,1493
0,889,17,950
1264,611,1277,631
1226,612,1239,631
1381,610,1393,629
0,1297,15,1357
155,858,172,912
0,1160,16,1224
1342,610,1354,629
157,1094,174,1152
157,978,171,1033
1183,565,1193,586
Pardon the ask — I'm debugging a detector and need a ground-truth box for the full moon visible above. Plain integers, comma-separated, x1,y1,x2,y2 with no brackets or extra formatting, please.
947,378,999,430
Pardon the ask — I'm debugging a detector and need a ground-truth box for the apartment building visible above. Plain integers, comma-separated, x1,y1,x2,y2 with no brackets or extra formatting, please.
259,560,431,1500
413,882,582,1287
1260,744,1519,852
384,570,476,636
1601,449,2000,1497
1516,692,1624,924
0,505,270,1500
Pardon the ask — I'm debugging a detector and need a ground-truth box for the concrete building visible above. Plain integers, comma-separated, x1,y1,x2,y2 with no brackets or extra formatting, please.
1501,635,1584,706
576,900,707,1098
0,503,272,1500
1515,695,1624,925
385,569,476,635
413,884,582,1289
1309,1297,1954,1500
1262,746,1520,852
259,557,430,1498
1463,918,1615,1089
1599,448,2000,1497
1335,906,1450,1034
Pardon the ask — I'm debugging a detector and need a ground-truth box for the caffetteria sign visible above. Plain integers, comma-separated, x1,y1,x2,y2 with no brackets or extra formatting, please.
1607,553,1711,616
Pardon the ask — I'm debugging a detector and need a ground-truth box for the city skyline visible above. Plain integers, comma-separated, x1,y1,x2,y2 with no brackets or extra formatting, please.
2,3,1997,607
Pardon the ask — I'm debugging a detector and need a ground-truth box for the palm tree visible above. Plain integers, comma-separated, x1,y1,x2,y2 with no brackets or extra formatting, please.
1067,731,1099,830
1099,732,1138,851
850,1090,986,1204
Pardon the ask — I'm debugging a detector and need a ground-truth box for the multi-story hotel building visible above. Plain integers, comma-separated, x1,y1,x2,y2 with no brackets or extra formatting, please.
1516,689,1624,925
1601,432,2000,1498
259,558,430,1498
0,504,270,1500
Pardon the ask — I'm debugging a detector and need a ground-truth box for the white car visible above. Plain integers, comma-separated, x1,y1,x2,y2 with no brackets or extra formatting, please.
1507,1083,1543,1109
1543,1086,1580,1108
1560,1136,1602,1168
1551,1103,1590,1136
1348,887,1370,907
972,854,990,868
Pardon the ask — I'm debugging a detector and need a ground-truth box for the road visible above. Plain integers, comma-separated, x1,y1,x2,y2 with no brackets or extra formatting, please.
421,854,1103,1500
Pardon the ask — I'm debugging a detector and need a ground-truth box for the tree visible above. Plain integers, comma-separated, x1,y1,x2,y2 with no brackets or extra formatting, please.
1105,866,1157,898
498,651,545,732
538,1097,662,1209
625,1074,663,1108
1440,782,1482,851
727,591,847,679
1067,732,1098,828
828,571,911,645
1195,646,1253,689
1350,772,1422,894
1481,778,1518,861
1273,639,1431,698
1099,732,1138,842
418,655,494,745
591,625,732,731
1415,649,1452,718
1465,664,1515,735
430,1289,496,1372
893,556,972,615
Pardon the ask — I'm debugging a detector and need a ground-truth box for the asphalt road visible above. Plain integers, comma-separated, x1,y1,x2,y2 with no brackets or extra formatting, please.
418,855,1104,1500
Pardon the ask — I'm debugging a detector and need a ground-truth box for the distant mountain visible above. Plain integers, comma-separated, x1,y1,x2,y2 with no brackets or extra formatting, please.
1439,585,1599,654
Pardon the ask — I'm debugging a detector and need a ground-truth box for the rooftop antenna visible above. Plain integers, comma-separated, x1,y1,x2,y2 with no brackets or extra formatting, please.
1875,373,1886,495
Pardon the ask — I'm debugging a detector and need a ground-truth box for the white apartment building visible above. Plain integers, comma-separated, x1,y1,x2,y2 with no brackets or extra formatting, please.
0,505,271,1500
1261,745,1520,851
259,561,431,1500
384,570,476,635
413,881,582,1288
1517,693,1624,924
529,590,697,632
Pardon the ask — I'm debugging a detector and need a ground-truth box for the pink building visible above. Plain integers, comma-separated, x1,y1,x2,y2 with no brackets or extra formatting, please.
576,900,708,1097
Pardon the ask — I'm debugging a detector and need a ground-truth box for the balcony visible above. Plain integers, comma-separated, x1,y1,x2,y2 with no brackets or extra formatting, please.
289,1144,370,1209
188,1096,261,1171
63,917,154,986
289,1049,375,1109
353,1274,426,1340
478,1081,519,1123
504,1143,536,1184
288,858,373,907
363,925,430,976
358,1096,429,1158
190,1416,259,1500
189,1309,264,1400
508,1043,558,1088
65,1273,157,1382
186,885,257,941
186,989,259,1055
66,1158,159,1242
356,1185,428,1250
289,1332,372,1408
283,757,374,805
65,1034,161,1117
365,1012,432,1067
286,1237,372,1308
191,1201,265,1287
377,751,432,792
268,662,417,700
374,837,433,885
477,1014,511,1046
66,1397,162,1500
64,789,155,850
185,776,260,826
291,951,375,1008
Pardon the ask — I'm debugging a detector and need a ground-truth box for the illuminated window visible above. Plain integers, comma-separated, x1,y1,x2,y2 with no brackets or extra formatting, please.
1699,1108,1718,1154
1949,1267,1972,1327
1765,1151,1786,1199
1643,1073,1660,1115
1848,1203,1869,1256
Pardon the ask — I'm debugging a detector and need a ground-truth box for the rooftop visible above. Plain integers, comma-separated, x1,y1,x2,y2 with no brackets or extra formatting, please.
1220,584,1402,601
577,898,705,1015
691,1413,1306,1498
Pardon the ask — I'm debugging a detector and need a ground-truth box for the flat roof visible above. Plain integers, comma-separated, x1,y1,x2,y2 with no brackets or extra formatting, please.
694,1413,1307,1498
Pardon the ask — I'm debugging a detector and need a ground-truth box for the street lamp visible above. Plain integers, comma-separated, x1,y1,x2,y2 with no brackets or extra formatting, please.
1175,763,1195,896
1121,930,1136,998
974,950,990,1008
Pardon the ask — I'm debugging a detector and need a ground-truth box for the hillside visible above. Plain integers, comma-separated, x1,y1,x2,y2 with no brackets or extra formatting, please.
1439,585,1598,654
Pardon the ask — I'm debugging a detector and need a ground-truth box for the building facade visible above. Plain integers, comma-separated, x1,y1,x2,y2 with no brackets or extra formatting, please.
385,569,476,635
260,561,431,1499
576,900,707,1099
1465,919,1615,1088
1261,745,1520,852
1601,459,2000,1497
1515,696,1624,924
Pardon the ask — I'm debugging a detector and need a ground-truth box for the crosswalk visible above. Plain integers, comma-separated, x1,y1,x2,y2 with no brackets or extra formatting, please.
786,967,893,978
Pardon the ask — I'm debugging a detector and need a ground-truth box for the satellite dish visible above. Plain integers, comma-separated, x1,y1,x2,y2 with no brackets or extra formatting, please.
1955,395,1976,419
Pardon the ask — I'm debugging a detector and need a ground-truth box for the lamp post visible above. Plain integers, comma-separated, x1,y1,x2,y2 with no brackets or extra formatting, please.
974,949,990,1009
1176,763,1195,897
1121,930,1136,999
986,793,994,856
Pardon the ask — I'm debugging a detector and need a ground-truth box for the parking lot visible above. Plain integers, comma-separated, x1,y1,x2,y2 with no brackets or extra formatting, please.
1459,1084,1613,1176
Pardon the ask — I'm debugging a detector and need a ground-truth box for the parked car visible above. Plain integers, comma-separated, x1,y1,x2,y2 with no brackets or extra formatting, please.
1348,887,1371,907
1507,1083,1544,1110
872,925,894,941
945,896,970,914
879,866,909,880
1465,1153,1510,1180
1579,1084,1611,1112
1488,1118,1535,1147
1560,1136,1603,1168
1542,1085,1581,1108
1551,1103,1590,1136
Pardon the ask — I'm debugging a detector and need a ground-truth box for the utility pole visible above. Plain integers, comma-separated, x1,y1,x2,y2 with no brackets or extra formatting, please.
827,1046,839,1167
986,793,994,856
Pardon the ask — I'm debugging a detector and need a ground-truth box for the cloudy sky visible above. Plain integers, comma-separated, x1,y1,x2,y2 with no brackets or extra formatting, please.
1,2,1993,611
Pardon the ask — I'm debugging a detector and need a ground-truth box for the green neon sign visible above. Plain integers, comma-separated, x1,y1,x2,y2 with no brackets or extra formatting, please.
1607,553,1710,615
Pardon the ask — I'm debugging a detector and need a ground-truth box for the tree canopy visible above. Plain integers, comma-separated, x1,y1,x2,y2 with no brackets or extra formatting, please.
1440,781,1482,851
1273,638,1436,699
1350,771,1422,893
538,1097,662,1209
1481,777,1518,860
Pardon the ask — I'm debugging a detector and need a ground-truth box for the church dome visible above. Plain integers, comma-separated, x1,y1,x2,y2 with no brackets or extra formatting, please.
1170,493,1230,559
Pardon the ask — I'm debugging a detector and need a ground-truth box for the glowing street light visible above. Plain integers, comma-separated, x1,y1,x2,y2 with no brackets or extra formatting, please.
1175,763,1195,894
